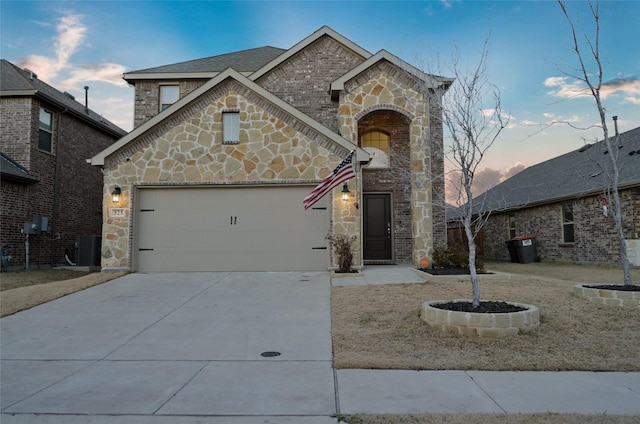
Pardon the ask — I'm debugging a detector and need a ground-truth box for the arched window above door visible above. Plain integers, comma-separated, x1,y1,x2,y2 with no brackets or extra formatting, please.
360,131,390,168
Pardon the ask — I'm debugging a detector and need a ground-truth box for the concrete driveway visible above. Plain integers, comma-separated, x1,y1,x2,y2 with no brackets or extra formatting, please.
1,271,337,423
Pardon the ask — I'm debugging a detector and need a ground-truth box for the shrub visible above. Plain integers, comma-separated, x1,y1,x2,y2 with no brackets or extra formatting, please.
327,233,357,273
431,245,484,271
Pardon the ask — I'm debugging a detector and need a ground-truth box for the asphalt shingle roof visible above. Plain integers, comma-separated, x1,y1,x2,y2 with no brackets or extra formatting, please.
126,46,286,75
0,153,37,184
470,126,640,215
0,59,127,137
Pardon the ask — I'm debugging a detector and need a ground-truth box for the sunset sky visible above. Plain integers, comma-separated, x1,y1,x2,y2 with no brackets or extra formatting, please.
2,1,639,194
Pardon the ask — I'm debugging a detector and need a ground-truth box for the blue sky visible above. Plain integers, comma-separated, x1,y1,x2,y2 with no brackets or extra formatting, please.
2,0,639,190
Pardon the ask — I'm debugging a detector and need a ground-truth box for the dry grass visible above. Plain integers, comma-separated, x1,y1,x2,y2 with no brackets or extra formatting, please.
1,270,125,317
340,413,640,424
332,262,640,371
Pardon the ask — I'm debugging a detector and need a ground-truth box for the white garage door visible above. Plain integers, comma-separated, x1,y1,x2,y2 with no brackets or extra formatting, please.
134,186,329,272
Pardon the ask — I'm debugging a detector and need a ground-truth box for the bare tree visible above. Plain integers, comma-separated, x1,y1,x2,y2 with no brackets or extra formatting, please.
558,0,633,286
441,38,508,307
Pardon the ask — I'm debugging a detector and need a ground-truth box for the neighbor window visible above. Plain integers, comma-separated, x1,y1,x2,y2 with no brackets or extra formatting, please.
223,111,240,144
159,85,179,111
360,131,390,168
508,214,516,239
38,107,53,152
562,203,575,243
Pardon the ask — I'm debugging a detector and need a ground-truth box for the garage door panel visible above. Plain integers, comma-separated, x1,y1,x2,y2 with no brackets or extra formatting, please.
135,187,329,272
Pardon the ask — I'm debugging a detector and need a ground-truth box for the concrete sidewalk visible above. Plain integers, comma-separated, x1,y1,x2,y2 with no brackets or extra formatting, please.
1,266,639,423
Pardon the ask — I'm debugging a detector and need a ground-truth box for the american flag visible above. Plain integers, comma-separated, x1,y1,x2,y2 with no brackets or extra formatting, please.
303,150,356,210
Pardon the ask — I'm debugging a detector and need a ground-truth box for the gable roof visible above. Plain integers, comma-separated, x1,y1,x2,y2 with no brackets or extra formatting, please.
123,46,286,81
470,126,640,215
89,67,369,166
250,26,372,81
0,59,127,138
0,152,38,184
329,49,454,100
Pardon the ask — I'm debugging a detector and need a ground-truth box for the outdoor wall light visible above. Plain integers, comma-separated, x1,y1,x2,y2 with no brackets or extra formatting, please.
111,186,121,204
341,183,350,201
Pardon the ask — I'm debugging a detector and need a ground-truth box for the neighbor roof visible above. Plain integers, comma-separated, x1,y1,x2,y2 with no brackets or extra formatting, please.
0,59,127,138
123,46,286,81
0,152,38,184
468,126,640,215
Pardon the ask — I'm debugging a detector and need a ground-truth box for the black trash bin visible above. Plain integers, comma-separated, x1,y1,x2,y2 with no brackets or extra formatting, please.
505,239,520,263
513,234,537,264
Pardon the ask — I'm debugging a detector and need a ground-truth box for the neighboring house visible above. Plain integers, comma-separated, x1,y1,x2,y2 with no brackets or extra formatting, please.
457,125,640,266
88,26,452,272
1,59,127,270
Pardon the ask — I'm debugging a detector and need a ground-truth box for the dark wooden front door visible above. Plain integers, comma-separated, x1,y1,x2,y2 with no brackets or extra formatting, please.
363,193,392,261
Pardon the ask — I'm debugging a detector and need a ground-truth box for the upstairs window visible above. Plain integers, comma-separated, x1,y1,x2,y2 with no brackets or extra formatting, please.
38,108,53,152
361,131,390,168
159,85,179,111
223,111,240,144
562,203,575,243
508,214,516,239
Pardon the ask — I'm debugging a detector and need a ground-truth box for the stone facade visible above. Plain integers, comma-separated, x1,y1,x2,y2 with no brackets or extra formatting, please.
483,188,640,265
102,83,348,269
337,61,440,265
95,28,449,271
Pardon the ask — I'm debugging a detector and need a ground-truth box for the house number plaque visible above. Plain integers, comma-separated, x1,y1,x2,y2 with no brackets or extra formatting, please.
110,208,127,218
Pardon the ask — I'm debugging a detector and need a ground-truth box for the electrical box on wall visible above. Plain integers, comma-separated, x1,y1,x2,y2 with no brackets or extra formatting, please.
33,215,49,233
23,222,39,235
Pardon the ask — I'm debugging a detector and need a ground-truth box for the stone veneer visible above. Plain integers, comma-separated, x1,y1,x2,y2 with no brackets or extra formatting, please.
101,82,355,270
338,62,436,265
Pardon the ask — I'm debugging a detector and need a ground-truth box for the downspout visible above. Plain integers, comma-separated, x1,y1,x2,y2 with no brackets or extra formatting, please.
50,108,68,266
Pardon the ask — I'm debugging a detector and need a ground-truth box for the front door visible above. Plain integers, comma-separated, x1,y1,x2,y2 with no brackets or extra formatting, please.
363,193,392,261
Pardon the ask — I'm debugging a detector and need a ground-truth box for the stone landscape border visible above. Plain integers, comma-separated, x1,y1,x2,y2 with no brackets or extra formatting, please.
573,284,640,308
420,299,540,337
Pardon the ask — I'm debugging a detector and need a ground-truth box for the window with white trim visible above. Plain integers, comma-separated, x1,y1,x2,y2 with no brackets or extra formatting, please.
562,203,575,243
360,131,390,168
223,111,240,144
38,107,53,152
159,85,179,111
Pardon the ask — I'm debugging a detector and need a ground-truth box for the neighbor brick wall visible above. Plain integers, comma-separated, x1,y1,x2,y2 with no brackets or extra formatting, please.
483,187,640,264
0,97,32,164
1,97,119,268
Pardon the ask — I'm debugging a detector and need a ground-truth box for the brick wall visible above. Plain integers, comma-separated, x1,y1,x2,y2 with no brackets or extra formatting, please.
0,97,32,164
483,187,640,264
359,110,413,262
133,80,207,128
255,36,365,133
1,97,118,269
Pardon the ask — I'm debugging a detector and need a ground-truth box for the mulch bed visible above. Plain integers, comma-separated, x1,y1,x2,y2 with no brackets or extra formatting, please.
584,284,640,292
417,267,491,275
431,300,528,313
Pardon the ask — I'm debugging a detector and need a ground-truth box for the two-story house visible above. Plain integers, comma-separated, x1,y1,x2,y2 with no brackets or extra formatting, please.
89,26,452,272
1,59,127,270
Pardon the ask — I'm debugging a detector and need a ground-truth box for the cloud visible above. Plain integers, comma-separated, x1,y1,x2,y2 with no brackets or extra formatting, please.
545,75,640,102
17,11,126,90
545,76,590,99
445,163,527,203
62,63,128,89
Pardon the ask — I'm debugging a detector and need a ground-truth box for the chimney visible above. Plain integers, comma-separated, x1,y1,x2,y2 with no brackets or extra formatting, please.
84,86,89,113
613,116,619,137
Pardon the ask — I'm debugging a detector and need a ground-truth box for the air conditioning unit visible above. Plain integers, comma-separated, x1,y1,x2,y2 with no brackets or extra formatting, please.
76,235,101,266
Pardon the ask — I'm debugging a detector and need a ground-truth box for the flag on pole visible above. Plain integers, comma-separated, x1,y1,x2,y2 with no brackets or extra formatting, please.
303,150,356,210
